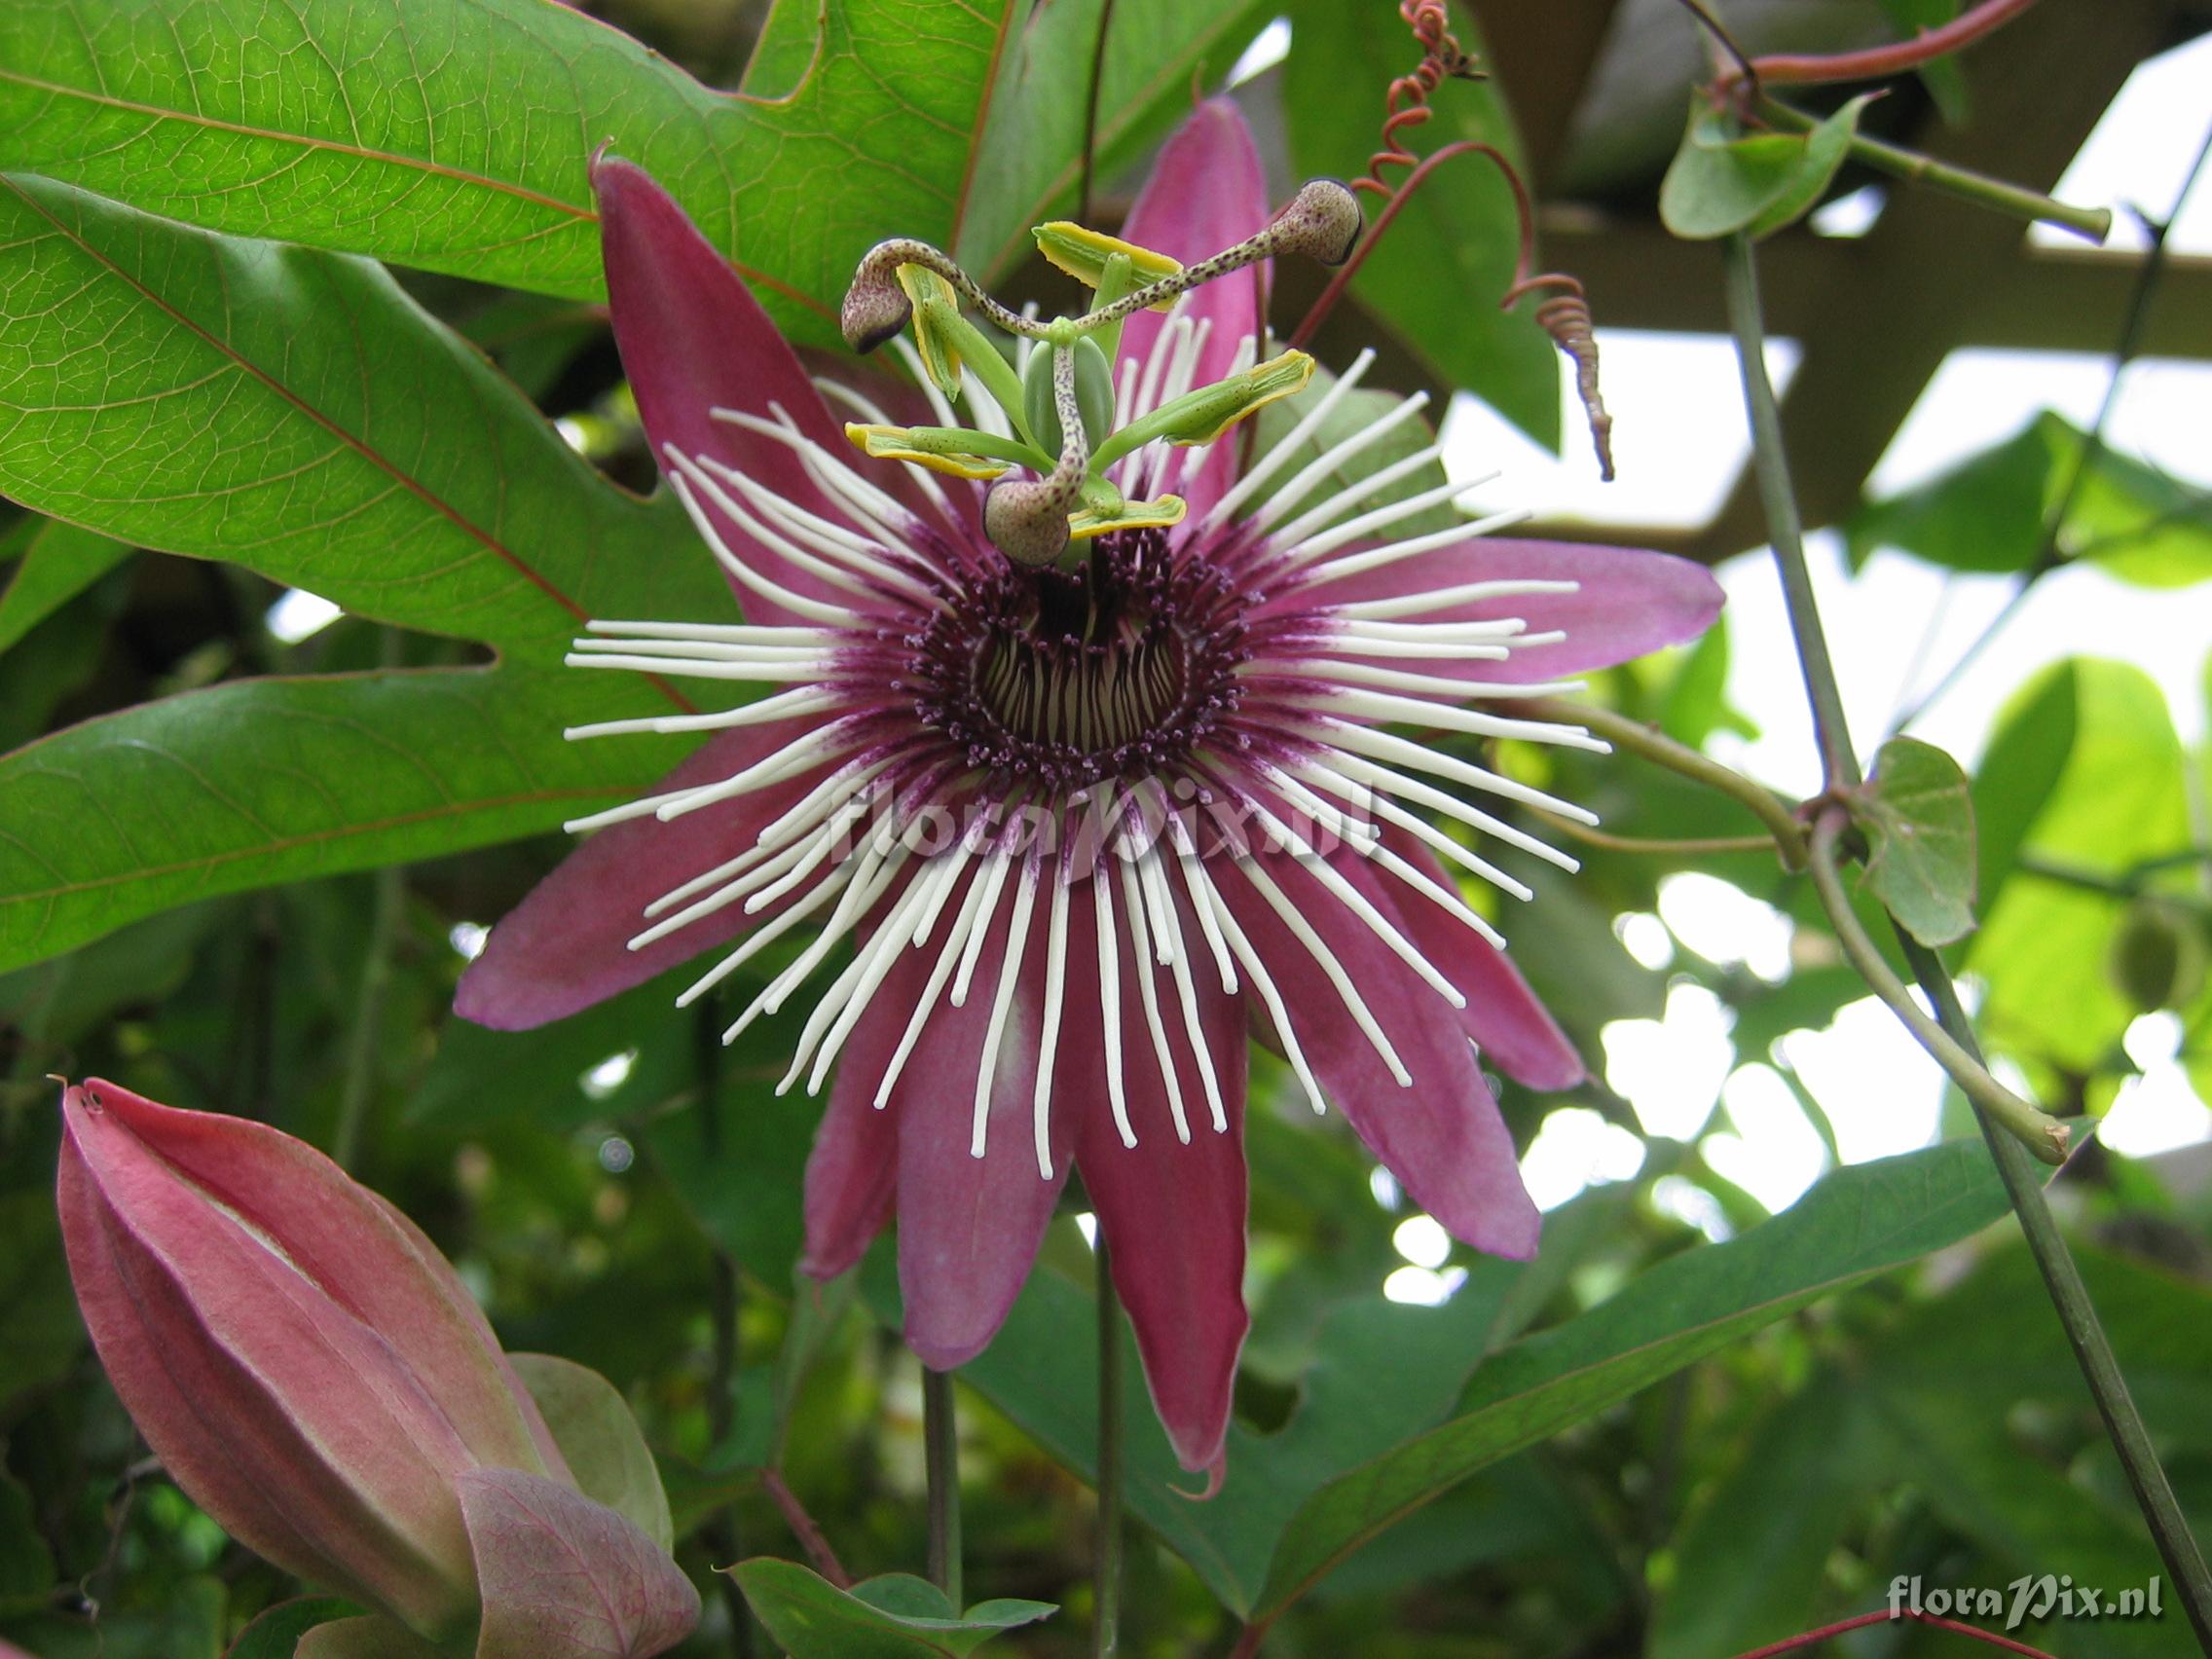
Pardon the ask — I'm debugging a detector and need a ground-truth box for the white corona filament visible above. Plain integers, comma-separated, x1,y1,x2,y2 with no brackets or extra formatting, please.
543,322,1617,1187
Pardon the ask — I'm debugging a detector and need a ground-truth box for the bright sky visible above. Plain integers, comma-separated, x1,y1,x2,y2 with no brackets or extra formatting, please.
1404,32,2212,1271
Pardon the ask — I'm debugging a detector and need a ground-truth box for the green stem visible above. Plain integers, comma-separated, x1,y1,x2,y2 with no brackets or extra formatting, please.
1514,696,1809,867
332,632,406,1171
1807,813,2066,1162
1899,934,2212,1651
1756,95,2111,241
933,308,1036,447
1093,1239,1124,1658
1724,229,2212,1647
1721,239,1861,790
923,1367,962,1608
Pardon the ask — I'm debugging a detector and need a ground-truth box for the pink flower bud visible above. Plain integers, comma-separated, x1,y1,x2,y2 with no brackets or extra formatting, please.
55,1080,581,1644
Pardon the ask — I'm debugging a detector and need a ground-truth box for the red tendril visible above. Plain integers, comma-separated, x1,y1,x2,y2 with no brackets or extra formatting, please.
1298,0,1615,479
1353,0,1486,200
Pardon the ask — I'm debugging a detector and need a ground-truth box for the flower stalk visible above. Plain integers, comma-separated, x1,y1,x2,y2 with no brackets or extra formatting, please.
1722,228,2212,1641
924,1368,962,1609
1093,1237,1124,1658
1512,696,1808,867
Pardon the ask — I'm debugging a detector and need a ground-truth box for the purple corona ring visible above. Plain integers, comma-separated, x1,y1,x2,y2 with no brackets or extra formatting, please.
458,102,1721,1481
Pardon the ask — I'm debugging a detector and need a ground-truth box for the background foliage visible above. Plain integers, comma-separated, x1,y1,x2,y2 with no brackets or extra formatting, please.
2,0,2209,1655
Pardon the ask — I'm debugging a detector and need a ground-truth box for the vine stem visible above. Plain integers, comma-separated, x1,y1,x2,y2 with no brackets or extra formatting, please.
1753,97,2111,242
1806,811,2064,1162
1727,0,2037,91
1726,1606,2060,1658
1722,229,2212,1649
923,1367,962,1608
1093,1238,1124,1657
1721,240,1858,792
1899,933,2212,1651
1511,696,1808,867
331,628,407,1171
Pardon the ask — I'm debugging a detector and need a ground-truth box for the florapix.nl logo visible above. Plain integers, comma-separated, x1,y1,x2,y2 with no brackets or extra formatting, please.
1888,1573,2165,1632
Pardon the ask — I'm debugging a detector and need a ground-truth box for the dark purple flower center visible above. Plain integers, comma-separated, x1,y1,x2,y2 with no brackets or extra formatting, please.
908,529,1249,791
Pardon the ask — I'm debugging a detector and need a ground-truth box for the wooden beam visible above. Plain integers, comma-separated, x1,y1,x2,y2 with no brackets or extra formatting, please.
1544,218,2212,358
1693,0,2175,559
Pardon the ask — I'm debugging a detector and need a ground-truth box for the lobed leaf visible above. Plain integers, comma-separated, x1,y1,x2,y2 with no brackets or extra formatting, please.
954,0,1276,282
0,174,727,662
0,0,1016,345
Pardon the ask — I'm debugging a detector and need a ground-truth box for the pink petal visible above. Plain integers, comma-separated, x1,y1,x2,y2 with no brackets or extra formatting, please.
886,863,1069,1370
1284,538,1723,682
456,717,834,1030
459,1468,700,1659
595,157,890,628
1375,829,1584,1090
1120,100,1271,532
58,1083,499,1638
1215,850,1540,1259
1069,874,1250,1474
797,892,923,1280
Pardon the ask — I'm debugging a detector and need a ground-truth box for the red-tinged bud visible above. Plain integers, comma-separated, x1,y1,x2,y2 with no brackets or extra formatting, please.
55,1080,698,1656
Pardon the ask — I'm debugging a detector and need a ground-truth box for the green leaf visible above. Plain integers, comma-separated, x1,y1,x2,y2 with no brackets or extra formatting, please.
453,292,609,404
1972,663,2078,909
1279,0,1561,448
1656,619,1749,750
220,1599,365,1659
1970,659,2192,1072
0,514,132,656
0,663,690,973
1660,94,1874,241
0,0,1015,345
1253,1137,2022,1617
729,1559,1054,1657
0,174,726,661
0,1190,89,1411
860,1234,1516,1614
0,550,130,753
1650,1372,1884,1659
0,902,229,1048
411,973,695,1134
1246,366,1457,535
1658,1242,2212,1656
1848,412,2212,586
954,0,1275,282
0,1464,56,1613
509,1352,675,1555
1857,736,1978,947
644,1001,824,1288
